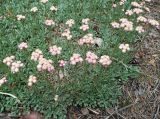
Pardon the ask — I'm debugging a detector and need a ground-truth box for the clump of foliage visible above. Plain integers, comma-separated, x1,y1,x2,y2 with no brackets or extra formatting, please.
0,0,158,118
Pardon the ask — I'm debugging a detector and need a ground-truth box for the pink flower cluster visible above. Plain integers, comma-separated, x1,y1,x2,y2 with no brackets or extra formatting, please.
49,45,62,56
145,0,151,2
133,8,143,14
144,6,150,12
137,17,159,27
119,18,133,31
31,49,43,61
54,95,59,101
82,18,90,24
45,19,55,26
3,56,15,66
119,0,126,5
59,60,67,67
111,22,120,29
16,15,25,21
119,43,130,53
135,26,145,33
78,34,95,45
30,7,38,12
131,1,150,12
11,61,24,73
148,19,159,27
137,16,159,28
125,10,133,16
80,18,90,31
112,4,117,8
62,29,72,40
0,77,7,86
99,55,112,67
111,1,159,33
3,56,24,73
131,2,141,8
86,51,98,64
111,18,133,31
18,42,28,50
28,75,37,86
70,53,83,65
31,49,54,72
137,16,147,23
37,58,54,72
50,6,58,11
40,0,48,3
69,52,112,67
80,25,89,31
66,19,75,27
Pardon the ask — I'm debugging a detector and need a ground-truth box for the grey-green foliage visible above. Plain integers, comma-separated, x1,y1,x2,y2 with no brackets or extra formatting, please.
0,0,140,118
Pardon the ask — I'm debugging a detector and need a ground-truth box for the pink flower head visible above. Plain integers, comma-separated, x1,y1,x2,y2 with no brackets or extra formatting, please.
37,58,54,72
3,56,24,73
99,55,112,67
31,49,43,61
54,95,59,101
86,51,98,64
119,43,130,53
40,0,48,3
70,53,83,65
3,56,15,66
82,18,90,24
45,19,55,26
131,2,141,8
119,0,126,5
66,19,75,27
0,77,7,86
28,75,37,86
112,4,117,8
133,8,143,14
50,6,58,11
125,10,133,16
144,7,150,12
80,24,89,31
16,15,25,21
78,34,94,45
18,42,28,50
62,29,72,40
30,7,38,12
145,0,151,2
78,39,84,45
137,16,148,23
11,61,24,73
148,19,159,27
59,60,67,67
111,22,120,28
119,18,133,31
49,45,62,56
135,26,145,33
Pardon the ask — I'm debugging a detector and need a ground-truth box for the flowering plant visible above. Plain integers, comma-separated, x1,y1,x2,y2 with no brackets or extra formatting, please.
0,0,159,118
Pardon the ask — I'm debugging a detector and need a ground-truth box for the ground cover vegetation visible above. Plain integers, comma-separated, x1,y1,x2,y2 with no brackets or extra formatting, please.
0,0,159,118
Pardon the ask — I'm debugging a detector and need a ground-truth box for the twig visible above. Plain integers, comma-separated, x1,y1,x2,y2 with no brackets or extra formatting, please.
153,105,160,119
116,113,126,119
105,102,138,119
0,91,20,103
87,108,99,115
